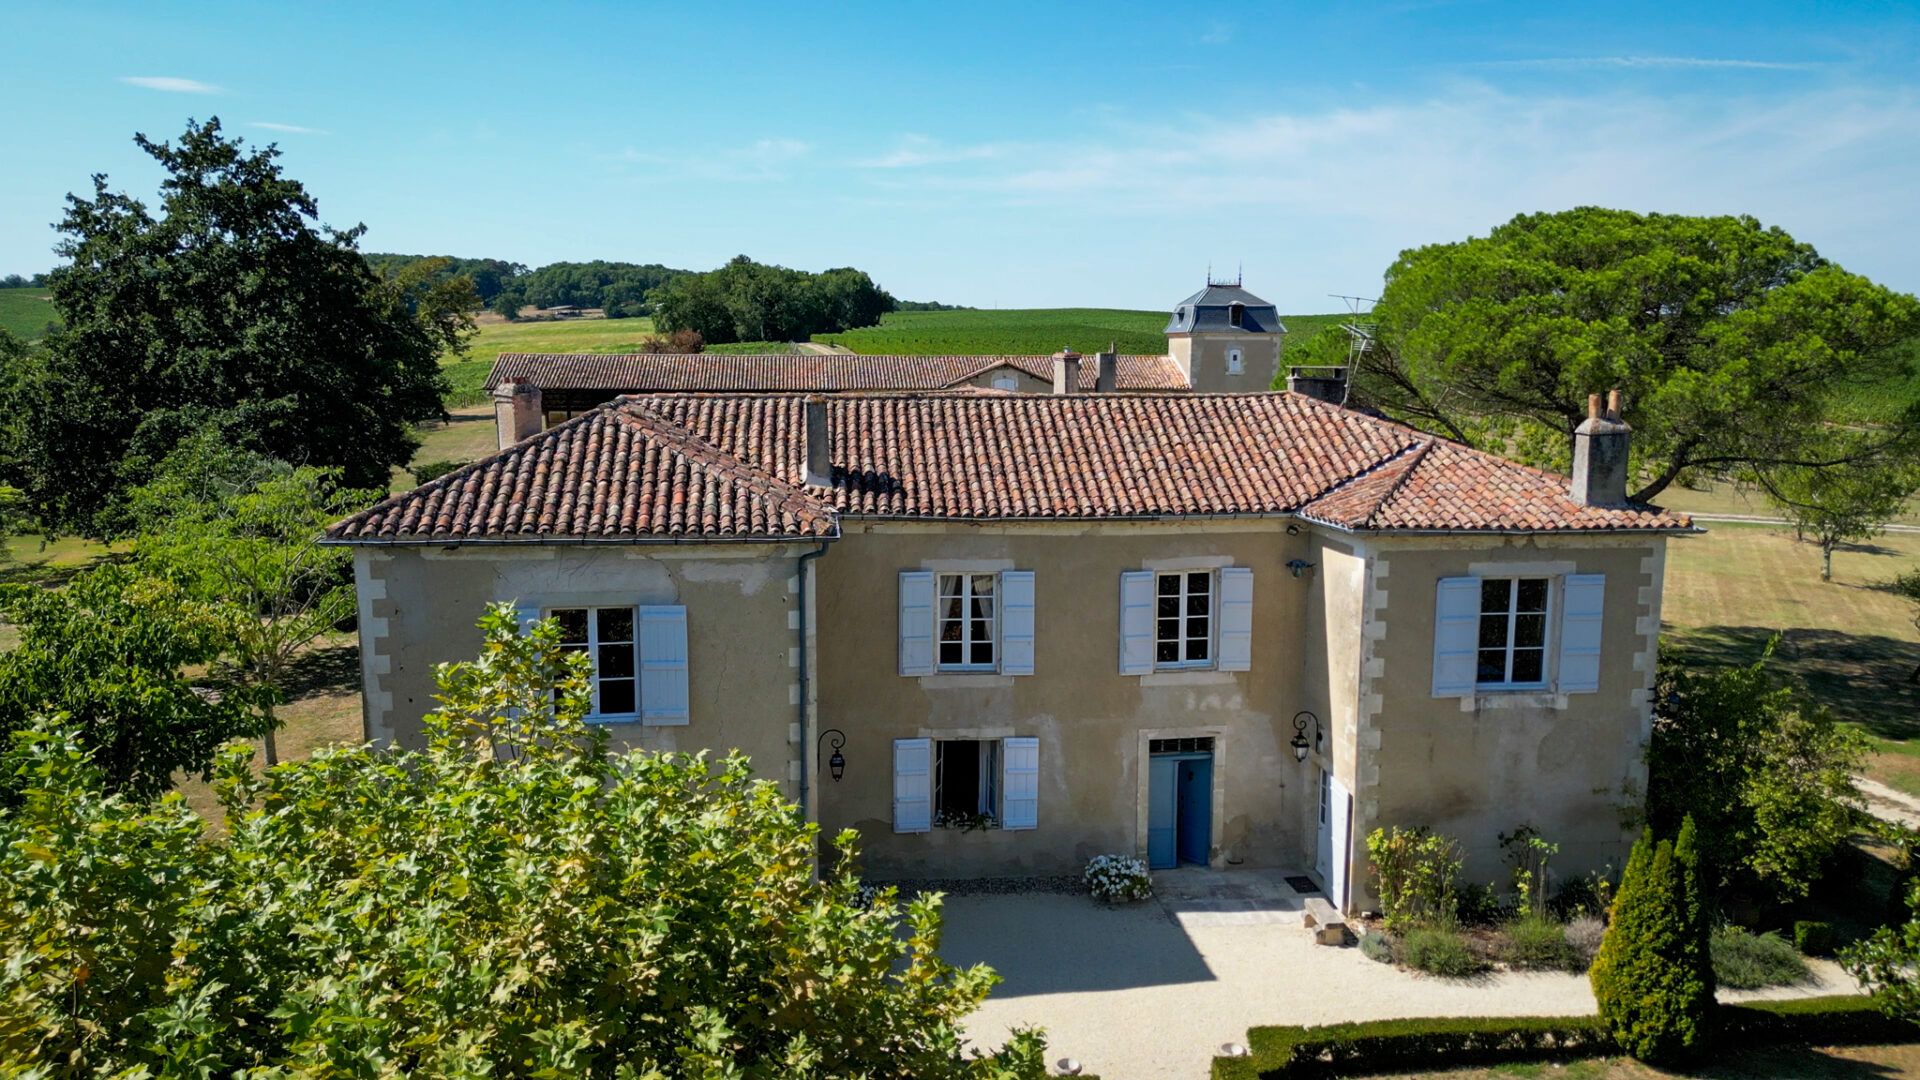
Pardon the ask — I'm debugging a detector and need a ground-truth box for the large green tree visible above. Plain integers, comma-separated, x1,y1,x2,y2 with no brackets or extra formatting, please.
1339,208,1920,502
0,606,1047,1077
16,118,462,533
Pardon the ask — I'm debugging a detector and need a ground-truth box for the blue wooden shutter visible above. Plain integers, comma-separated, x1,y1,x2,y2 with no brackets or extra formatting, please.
515,601,542,637
1217,567,1254,672
898,571,935,676
1432,577,1481,696
892,738,932,833
1001,737,1039,830
1557,574,1606,693
1119,571,1155,675
638,605,689,725
999,571,1036,675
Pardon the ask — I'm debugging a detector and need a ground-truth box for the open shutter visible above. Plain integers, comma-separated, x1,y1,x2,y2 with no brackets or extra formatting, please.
1001,736,1039,830
892,738,932,833
638,605,690,725
1432,576,1481,696
1557,573,1606,693
515,602,542,637
899,571,935,676
1217,567,1254,672
1119,571,1155,675
999,571,1036,675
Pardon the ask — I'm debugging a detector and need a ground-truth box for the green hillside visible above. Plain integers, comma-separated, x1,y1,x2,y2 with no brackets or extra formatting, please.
0,288,58,341
814,307,1352,365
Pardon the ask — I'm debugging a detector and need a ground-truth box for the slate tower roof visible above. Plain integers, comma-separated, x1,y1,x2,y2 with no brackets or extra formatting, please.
1165,283,1285,335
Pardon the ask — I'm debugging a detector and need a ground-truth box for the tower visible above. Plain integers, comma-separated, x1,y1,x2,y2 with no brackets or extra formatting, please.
1164,274,1286,392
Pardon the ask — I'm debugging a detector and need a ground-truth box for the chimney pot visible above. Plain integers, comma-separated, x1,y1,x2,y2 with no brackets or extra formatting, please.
1052,349,1081,396
1572,388,1632,506
804,396,832,487
1096,346,1118,393
492,378,544,448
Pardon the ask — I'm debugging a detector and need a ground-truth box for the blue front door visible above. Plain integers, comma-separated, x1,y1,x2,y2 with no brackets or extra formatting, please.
1147,756,1178,869
1176,756,1213,866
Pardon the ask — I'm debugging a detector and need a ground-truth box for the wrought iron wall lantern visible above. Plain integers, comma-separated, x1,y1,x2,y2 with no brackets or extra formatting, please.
818,728,847,781
1289,710,1322,764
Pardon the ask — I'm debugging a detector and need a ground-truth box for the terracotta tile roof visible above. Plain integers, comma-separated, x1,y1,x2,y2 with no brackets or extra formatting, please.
327,392,1692,543
326,407,838,542
485,351,1189,393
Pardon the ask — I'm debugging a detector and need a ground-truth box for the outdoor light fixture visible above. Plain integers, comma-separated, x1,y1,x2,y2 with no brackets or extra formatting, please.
1290,710,1321,764
1286,558,1317,578
818,728,846,782
1285,523,1301,536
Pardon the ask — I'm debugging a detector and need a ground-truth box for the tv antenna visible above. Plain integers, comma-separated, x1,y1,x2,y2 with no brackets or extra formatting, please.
1329,294,1377,366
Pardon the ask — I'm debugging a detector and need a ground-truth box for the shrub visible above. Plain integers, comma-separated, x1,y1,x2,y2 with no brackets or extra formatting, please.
1401,926,1487,977
1566,915,1607,966
1793,919,1836,957
1501,826,1559,921
1551,868,1617,921
1359,930,1395,964
0,605,1048,1078
1712,926,1810,989
411,458,471,484
1590,827,1713,1063
1365,826,1462,931
1084,854,1153,903
1502,916,1581,972
1454,881,1509,927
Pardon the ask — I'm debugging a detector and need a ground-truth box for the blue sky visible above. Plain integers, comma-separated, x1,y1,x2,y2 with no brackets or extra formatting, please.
4,1,1918,312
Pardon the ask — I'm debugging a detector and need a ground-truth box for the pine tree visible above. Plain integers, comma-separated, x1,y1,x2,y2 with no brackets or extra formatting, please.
1590,829,1712,1062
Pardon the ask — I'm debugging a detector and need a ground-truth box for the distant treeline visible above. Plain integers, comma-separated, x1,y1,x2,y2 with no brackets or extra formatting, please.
1,274,50,288
364,253,945,338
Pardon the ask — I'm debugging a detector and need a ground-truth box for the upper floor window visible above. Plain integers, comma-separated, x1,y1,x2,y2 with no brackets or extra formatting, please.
1226,348,1244,375
991,373,1018,391
1156,571,1214,668
1228,302,1245,328
1477,578,1549,688
938,572,997,671
553,606,638,717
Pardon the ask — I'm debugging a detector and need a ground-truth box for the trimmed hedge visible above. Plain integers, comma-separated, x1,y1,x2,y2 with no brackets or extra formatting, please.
1210,997,1913,1079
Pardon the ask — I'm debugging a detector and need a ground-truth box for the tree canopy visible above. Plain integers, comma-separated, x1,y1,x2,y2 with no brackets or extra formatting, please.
649,255,896,343
1331,208,1920,502
12,118,461,533
0,605,1047,1077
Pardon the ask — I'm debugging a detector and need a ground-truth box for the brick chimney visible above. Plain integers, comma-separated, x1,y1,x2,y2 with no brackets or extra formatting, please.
1052,348,1081,395
491,379,543,449
804,395,833,487
1572,389,1632,506
1095,345,1118,393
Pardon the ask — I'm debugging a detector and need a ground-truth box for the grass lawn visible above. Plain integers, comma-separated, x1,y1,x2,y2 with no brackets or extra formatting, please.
1369,1041,1920,1078
0,287,57,341
1660,479,1920,527
441,314,660,405
1663,522,1920,792
393,403,499,490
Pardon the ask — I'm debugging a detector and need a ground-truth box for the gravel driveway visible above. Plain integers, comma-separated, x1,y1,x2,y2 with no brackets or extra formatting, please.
940,868,1857,1080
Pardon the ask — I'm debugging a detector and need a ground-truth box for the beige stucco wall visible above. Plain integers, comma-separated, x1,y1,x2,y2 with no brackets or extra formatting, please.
352,543,812,797
810,521,1318,880
1168,333,1283,392
1331,533,1669,911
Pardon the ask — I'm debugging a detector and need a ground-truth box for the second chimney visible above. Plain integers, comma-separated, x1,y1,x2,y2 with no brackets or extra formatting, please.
492,379,544,449
1095,345,1118,393
804,395,833,487
1052,348,1081,395
1571,390,1632,506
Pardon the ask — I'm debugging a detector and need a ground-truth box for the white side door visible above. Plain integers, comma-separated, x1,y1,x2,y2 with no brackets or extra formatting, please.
1314,768,1332,883
1328,774,1354,913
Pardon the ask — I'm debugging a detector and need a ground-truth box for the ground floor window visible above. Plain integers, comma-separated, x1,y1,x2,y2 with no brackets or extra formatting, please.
935,739,1000,829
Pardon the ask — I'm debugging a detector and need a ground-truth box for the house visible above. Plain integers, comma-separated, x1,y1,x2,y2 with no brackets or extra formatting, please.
327,376,1693,913
485,281,1308,448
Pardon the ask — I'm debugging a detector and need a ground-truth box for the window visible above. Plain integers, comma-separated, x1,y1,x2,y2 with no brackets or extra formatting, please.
1155,571,1213,668
1150,736,1215,755
1477,578,1550,687
991,373,1018,391
935,739,1000,827
1229,302,1245,328
553,606,638,716
1226,348,1244,375
937,573,996,670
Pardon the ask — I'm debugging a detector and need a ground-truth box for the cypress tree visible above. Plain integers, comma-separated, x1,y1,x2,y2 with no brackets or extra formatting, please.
1590,828,1711,1062
1675,815,1716,1002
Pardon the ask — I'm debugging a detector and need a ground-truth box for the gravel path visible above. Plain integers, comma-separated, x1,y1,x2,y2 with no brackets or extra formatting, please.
942,871,1860,1080
1857,775,1920,829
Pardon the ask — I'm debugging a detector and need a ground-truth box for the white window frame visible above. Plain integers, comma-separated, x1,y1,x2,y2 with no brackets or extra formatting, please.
1475,577,1553,690
549,605,639,721
990,372,1019,391
1226,348,1244,375
1154,570,1216,671
936,572,998,672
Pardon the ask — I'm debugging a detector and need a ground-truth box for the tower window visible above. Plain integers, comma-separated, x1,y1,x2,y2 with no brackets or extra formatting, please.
1229,303,1245,328
1227,349,1244,375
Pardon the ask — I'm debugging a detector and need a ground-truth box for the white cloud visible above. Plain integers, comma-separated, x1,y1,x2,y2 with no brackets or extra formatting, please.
610,137,811,181
119,75,223,94
857,135,1005,169
1484,56,1824,71
250,121,326,135
1198,20,1233,45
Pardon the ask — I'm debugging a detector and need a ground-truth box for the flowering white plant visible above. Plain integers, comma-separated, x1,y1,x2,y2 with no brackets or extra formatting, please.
1084,854,1154,903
